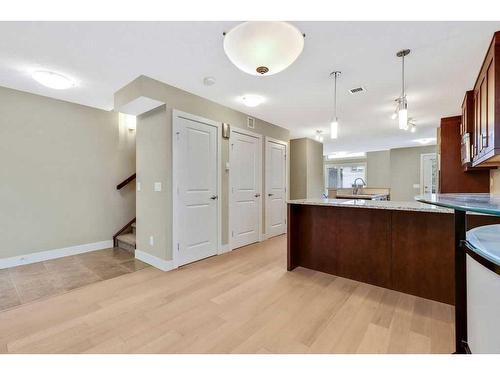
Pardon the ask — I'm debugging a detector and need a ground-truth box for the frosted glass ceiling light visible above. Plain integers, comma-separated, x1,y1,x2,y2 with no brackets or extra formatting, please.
330,71,341,139
32,70,76,89
240,94,265,107
223,21,304,76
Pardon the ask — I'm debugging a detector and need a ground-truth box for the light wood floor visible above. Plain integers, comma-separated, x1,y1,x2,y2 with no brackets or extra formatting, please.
0,235,454,354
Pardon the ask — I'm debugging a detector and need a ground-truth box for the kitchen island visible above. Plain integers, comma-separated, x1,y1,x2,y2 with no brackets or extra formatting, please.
287,198,500,305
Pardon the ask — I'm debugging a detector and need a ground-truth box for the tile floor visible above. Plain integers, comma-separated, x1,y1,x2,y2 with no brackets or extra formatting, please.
0,248,149,312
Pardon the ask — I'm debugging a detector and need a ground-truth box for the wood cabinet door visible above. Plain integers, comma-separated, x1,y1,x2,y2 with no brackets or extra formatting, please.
487,61,495,150
475,89,480,157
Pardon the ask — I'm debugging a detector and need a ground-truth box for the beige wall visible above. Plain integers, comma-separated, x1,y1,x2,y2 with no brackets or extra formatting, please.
0,86,136,259
390,145,436,201
135,106,169,260
306,139,324,199
117,76,290,261
366,150,391,188
324,146,436,201
290,139,307,199
290,138,324,199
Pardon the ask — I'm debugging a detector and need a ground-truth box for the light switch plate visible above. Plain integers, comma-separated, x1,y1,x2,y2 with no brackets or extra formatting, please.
413,184,420,189
137,182,141,192
154,182,162,192
149,236,154,246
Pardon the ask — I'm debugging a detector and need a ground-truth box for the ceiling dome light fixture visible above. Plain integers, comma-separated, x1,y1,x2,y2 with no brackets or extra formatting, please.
32,70,76,90
223,21,305,76
239,94,265,107
330,71,341,139
394,49,410,130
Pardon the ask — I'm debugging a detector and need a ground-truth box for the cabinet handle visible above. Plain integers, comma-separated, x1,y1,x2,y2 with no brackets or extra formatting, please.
254,193,261,198
210,195,218,200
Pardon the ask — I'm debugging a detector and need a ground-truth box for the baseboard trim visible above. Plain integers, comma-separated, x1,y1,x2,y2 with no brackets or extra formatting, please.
219,244,231,254
135,250,177,272
0,240,113,269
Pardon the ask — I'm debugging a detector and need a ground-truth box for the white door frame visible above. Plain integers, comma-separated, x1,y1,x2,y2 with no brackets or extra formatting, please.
172,109,222,268
264,136,289,239
228,127,263,252
420,152,437,195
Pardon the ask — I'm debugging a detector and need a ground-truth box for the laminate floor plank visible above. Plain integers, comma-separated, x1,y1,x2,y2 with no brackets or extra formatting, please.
0,235,455,354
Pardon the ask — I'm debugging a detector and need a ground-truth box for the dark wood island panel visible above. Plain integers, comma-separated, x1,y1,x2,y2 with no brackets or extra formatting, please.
288,203,500,305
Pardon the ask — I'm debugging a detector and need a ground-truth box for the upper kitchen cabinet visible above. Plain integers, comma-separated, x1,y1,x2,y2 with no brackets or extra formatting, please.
472,31,500,167
439,116,490,193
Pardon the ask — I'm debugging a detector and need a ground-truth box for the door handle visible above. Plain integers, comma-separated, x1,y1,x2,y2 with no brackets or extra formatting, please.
268,193,274,197
254,193,261,198
210,195,218,200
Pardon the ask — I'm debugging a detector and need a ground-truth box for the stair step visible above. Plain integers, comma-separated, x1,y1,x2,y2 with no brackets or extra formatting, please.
116,233,136,246
116,233,136,253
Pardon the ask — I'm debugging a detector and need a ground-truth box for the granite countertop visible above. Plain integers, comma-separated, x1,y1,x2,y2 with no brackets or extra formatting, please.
287,198,452,213
336,193,389,199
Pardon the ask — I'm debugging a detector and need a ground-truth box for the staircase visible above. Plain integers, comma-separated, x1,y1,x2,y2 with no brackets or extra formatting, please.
116,222,136,253
114,173,137,253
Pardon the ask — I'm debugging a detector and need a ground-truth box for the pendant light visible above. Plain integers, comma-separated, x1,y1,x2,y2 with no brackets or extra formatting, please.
315,130,324,143
223,22,305,76
395,49,410,130
330,71,341,139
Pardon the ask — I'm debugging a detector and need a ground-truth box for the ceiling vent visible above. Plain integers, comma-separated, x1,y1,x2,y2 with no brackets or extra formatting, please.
348,86,366,95
247,117,255,129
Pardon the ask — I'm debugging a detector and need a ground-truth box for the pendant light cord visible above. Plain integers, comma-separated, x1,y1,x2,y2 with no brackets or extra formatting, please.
333,72,338,121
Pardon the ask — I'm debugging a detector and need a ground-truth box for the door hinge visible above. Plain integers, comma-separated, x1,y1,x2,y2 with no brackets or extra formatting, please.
232,231,234,238
177,243,180,251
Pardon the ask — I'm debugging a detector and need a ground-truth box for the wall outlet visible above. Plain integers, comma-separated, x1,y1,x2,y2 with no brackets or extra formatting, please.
154,182,162,192
149,236,154,246
137,182,141,192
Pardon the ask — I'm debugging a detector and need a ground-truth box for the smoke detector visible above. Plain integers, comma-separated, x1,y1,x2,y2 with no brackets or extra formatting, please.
348,86,366,95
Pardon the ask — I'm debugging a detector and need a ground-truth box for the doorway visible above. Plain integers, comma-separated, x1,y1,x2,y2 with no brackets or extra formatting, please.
265,138,287,238
172,110,221,266
229,129,263,249
420,153,437,195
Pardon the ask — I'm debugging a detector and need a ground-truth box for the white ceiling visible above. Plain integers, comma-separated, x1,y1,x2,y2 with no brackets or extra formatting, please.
1,21,500,154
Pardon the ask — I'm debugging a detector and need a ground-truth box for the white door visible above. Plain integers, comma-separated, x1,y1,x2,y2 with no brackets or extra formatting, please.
266,139,287,238
230,131,262,249
420,153,437,195
175,114,219,266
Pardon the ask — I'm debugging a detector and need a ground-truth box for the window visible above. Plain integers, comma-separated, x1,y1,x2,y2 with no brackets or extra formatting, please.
325,163,367,189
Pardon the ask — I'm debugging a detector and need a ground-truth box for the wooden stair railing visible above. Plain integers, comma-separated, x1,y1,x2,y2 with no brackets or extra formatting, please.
116,173,136,190
113,218,136,247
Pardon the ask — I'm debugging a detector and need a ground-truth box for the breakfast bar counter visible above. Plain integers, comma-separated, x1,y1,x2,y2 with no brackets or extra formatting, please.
287,198,500,305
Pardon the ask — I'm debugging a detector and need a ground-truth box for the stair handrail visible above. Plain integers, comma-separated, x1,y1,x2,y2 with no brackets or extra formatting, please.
116,173,136,190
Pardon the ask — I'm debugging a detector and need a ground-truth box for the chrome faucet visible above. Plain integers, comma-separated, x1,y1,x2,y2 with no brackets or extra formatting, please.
352,178,366,195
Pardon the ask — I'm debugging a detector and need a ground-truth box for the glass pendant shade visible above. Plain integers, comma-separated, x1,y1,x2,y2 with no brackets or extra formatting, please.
398,108,408,130
223,22,304,76
330,120,338,139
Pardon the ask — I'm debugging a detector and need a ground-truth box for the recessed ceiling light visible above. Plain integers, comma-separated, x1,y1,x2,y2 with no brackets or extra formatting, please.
413,138,436,145
239,94,265,107
32,70,76,90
